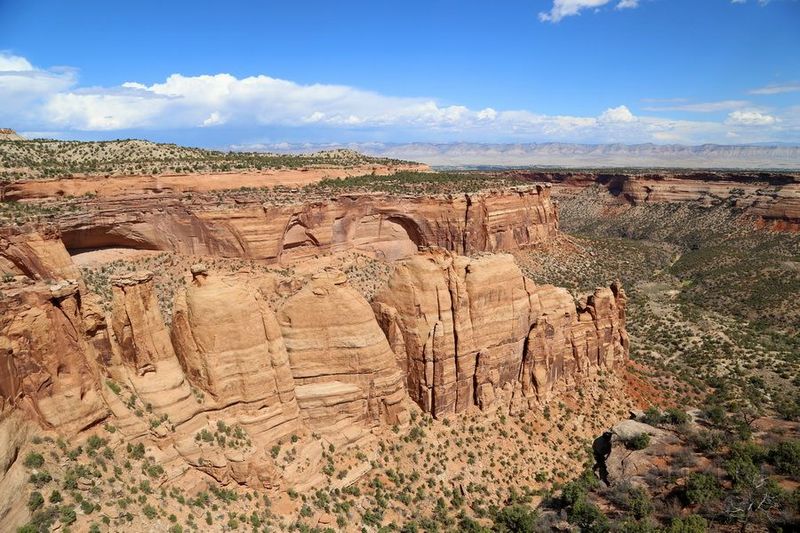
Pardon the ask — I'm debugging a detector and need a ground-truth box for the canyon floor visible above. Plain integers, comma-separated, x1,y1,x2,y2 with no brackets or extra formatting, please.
2,145,799,533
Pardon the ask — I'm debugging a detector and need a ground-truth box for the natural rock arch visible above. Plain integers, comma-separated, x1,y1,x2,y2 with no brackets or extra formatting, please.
281,220,320,258
61,226,162,254
386,215,425,246
352,214,424,261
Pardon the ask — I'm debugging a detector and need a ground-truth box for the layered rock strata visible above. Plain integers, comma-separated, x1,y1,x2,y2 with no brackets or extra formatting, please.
278,270,408,436
373,248,628,417
0,228,630,525
0,280,108,432
1,231,415,513
0,226,80,280
506,170,800,231
2,162,426,199
49,185,558,261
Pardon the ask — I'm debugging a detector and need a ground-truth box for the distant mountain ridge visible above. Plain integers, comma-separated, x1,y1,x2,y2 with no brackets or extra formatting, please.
238,142,800,170
0,128,24,141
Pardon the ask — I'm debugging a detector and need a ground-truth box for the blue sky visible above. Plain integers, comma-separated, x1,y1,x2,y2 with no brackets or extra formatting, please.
1,0,798,147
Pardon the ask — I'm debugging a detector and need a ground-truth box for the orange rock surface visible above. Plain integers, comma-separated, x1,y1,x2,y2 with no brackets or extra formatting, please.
506,170,800,231
373,248,628,417
49,185,559,262
0,220,627,525
2,163,426,200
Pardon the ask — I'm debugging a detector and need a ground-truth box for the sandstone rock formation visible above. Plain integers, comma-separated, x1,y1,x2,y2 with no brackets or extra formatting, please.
616,175,800,230
373,248,628,417
109,271,203,430
46,185,558,262
507,170,800,231
2,161,426,198
0,225,630,527
0,225,80,280
597,419,680,488
0,279,108,432
278,270,408,437
171,269,301,441
0,128,23,141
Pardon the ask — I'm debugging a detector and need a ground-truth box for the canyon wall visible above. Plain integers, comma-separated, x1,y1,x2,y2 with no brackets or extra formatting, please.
51,185,559,261
0,227,627,525
0,226,80,280
616,176,800,231
507,170,800,230
373,249,628,417
0,230,418,522
2,231,626,434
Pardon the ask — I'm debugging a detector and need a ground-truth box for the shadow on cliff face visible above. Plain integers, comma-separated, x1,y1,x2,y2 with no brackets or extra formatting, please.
592,431,613,485
62,226,162,254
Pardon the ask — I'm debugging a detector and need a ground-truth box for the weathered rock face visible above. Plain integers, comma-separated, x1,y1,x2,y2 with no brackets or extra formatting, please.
111,271,177,373
1,228,107,435
0,226,80,280
2,162,427,199
617,176,800,230
598,419,680,488
0,280,108,432
52,185,559,261
278,270,408,436
0,226,413,434
373,249,628,417
0,228,626,433
170,270,302,443
508,170,800,231
0,226,631,527
0,409,33,527
522,283,628,404
108,271,204,431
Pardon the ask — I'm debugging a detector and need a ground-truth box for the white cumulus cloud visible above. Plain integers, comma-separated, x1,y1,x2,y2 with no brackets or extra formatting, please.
725,110,778,126
202,111,226,127
0,53,77,127
0,53,34,71
599,105,636,123
477,107,498,120
0,52,795,145
539,0,639,23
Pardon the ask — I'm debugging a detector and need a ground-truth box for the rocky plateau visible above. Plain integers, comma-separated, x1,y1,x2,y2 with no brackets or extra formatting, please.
503,170,800,231
5,146,797,532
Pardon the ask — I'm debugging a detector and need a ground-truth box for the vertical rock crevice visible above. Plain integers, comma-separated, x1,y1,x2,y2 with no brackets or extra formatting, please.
373,248,629,417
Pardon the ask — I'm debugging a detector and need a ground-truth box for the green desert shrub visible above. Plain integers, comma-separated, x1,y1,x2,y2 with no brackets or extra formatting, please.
23,452,44,469
492,504,538,532
27,492,44,512
625,433,651,451
768,440,800,478
683,473,721,505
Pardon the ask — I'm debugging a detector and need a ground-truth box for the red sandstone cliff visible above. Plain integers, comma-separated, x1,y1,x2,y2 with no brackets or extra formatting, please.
507,170,800,231
44,185,559,261
0,223,627,525
372,249,627,417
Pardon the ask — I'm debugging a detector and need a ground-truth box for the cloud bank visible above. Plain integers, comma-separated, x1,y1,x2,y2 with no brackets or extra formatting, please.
0,52,796,145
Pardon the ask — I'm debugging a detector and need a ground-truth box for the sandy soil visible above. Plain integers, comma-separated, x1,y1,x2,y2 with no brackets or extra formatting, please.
70,247,165,267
